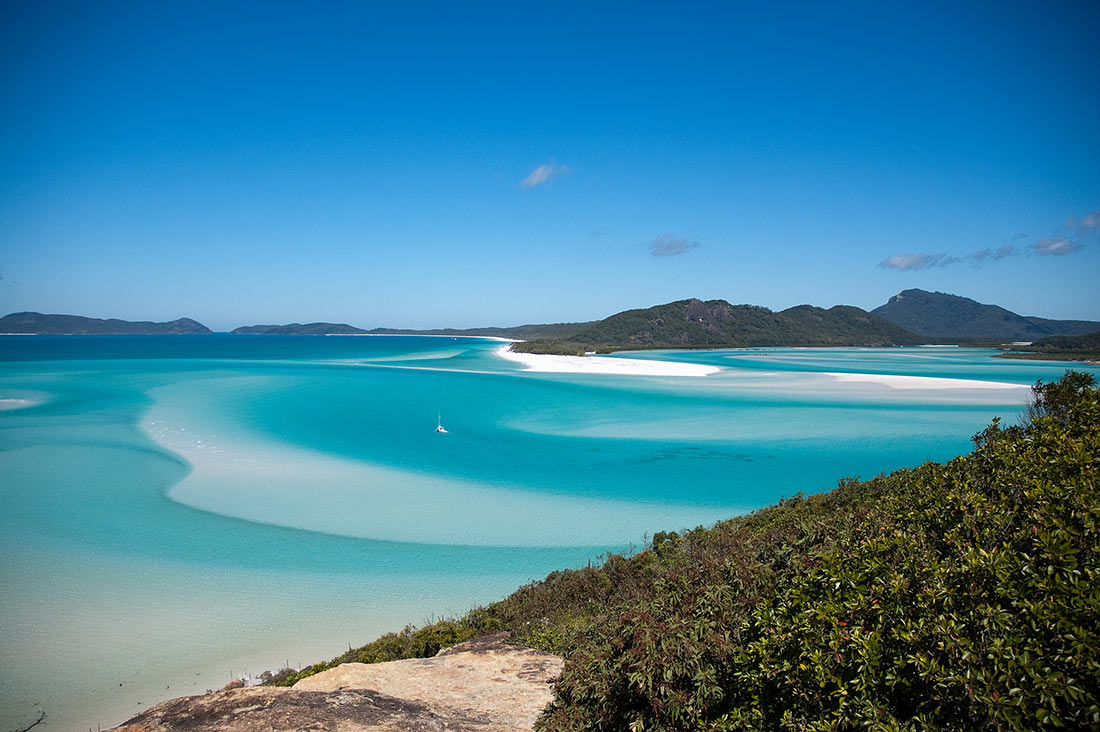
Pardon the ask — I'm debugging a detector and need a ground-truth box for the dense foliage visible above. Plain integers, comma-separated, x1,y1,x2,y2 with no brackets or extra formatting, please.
271,372,1099,731
1000,330,1100,363
872,288,1100,341
538,372,1099,731
514,298,923,354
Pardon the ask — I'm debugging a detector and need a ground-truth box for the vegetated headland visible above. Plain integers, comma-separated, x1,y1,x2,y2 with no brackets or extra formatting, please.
997,331,1100,363
146,371,1099,730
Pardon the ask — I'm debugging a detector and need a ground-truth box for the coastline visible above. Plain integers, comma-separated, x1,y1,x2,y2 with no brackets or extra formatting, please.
494,344,1028,394
494,344,721,376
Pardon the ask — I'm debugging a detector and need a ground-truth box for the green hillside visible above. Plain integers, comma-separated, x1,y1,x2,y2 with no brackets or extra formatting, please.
515,298,923,354
999,330,1100,362
269,371,1100,730
872,289,1100,341
0,311,211,335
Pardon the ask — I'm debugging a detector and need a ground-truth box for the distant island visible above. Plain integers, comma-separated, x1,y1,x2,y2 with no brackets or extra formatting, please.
231,322,370,335
997,330,1100,362
4,290,1098,355
0,311,211,335
871,288,1100,341
231,321,593,339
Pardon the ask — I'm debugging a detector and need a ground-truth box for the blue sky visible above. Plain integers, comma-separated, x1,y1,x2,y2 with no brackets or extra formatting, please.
1,0,1098,330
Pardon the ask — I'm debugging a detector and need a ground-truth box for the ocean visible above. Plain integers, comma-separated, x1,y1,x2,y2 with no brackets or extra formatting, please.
1,335,1095,731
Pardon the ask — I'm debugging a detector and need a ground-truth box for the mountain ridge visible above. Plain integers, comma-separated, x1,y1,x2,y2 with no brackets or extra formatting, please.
514,298,924,354
872,289,1100,340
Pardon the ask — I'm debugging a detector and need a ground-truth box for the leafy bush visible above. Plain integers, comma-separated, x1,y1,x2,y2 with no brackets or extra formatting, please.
540,372,1100,730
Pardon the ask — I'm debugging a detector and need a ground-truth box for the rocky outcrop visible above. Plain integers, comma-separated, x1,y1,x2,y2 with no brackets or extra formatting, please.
112,634,562,732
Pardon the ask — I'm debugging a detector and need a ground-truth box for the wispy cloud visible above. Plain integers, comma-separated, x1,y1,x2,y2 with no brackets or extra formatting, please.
876,206,1097,271
878,253,960,271
520,162,568,189
589,226,609,238
647,233,700,257
970,244,1017,263
1031,237,1083,256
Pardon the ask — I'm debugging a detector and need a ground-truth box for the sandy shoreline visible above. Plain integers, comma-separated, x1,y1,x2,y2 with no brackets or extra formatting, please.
491,346,1030,391
494,345,720,376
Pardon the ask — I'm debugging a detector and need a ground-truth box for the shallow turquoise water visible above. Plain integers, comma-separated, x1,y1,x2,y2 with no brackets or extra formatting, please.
1,336,1095,731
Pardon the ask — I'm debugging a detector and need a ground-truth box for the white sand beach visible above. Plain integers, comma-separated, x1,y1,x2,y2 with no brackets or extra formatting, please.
494,345,720,376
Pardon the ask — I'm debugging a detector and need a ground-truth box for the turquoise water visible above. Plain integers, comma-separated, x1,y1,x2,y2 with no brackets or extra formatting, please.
1,336,1095,731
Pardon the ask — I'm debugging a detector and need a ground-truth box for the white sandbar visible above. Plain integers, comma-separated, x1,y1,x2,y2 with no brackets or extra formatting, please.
826,372,1027,390
495,346,719,376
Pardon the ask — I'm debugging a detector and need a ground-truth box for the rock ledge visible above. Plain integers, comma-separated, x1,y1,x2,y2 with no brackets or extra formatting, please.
113,634,562,732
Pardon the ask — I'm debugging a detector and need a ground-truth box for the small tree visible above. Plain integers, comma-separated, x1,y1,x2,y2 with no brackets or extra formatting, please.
1025,370,1096,424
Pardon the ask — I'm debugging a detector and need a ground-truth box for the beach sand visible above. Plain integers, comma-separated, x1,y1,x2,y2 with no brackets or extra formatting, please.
494,345,720,376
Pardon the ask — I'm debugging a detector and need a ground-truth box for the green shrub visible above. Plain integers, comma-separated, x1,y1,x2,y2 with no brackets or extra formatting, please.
540,372,1100,730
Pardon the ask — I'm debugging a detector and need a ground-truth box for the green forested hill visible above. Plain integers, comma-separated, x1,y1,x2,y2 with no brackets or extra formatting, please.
1028,330,1100,350
515,298,923,354
270,372,1100,730
872,289,1100,340
0,311,211,334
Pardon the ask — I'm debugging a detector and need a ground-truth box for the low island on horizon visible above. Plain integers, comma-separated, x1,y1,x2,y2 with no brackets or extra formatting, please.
4,288,1099,361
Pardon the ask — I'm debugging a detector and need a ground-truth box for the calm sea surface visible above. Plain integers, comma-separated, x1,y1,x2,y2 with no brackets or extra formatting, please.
2,335,1096,731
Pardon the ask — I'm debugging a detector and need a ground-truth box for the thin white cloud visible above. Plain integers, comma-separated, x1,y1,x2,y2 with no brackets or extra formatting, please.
1032,238,1083,256
520,162,568,189
647,233,700,257
1079,210,1100,230
970,245,1017,263
878,253,960,271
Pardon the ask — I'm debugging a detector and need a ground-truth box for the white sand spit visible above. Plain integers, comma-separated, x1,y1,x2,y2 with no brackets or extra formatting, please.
826,372,1027,390
495,345,719,376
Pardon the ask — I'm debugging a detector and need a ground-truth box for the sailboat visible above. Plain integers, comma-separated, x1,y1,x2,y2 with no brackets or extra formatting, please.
436,413,448,434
